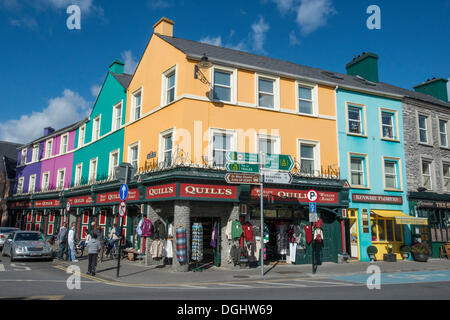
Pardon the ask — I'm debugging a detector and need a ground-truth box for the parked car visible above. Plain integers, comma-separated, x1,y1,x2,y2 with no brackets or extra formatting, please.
1,231,53,261
0,227,20,250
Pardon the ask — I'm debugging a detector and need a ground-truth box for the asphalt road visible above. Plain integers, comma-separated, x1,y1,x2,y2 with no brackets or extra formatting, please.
0,258,449,300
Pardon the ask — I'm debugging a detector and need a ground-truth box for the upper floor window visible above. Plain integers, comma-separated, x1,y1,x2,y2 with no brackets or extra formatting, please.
439,119,448,148
298,140,319,174
28,175,36,193
163,68,176,105
45,139,53,159
161,132,173,167
257,134,280,155
78,124,86,147
350,155,367,188
257,77,275,109
41,172,50,191
89,158,98,183
92,116,101,142
109,150,120,179
17,177,24,194
418,115,429,144
20,149,27,165
112,102,122,131
60,134,69,154
75,163,82,186
132,90,142,121
213,69,232,102
384,159,400,190
421,159,432,190
348,105,364,135
32,145,39,162
298,86,313,115
129,143,139,170
57,169,65,190
212,132,233,167
381,111,396,140
443,162,450,192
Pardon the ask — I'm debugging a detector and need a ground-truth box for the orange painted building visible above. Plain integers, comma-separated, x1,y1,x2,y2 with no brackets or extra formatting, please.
123,18,339,175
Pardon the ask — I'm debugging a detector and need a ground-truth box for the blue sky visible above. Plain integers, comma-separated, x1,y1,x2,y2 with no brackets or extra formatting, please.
0,0,449,143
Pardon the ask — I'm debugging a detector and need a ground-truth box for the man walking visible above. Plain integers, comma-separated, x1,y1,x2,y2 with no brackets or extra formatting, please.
68,222,78,262
57,223,68,260
94,223,105,262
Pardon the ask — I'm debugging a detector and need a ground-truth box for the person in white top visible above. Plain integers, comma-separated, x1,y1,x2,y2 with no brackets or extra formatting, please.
68,222,78,262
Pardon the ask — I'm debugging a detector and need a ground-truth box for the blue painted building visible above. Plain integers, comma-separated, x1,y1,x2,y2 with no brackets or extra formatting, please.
337,87,411,261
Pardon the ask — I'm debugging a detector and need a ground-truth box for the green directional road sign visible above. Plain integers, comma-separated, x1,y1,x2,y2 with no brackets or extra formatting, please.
226,152,259,163
226,162,260,173
264,154,294,171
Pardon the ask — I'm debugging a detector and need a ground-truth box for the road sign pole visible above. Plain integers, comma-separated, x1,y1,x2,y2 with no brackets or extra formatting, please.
260,152,265,278
117,168,129,278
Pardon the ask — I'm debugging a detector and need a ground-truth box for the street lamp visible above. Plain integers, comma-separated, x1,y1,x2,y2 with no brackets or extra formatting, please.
194,53,212,85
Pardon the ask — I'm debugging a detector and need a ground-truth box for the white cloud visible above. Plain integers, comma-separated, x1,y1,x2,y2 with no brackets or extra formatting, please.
251,15,270,54
199,36,222,47
9,16,37,29
148,0,171,9
0,89,90,143
121,50,138,74
289,30,300,45
90,84,102,98
271,0,295,14
296,0,337,35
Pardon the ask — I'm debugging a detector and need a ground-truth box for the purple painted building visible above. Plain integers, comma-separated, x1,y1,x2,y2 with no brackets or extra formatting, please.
14,122,81,194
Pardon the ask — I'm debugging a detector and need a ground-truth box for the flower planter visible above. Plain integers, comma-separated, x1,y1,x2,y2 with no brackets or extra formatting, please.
412,252,429,262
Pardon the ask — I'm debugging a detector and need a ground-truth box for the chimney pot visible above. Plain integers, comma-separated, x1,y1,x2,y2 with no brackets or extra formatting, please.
153,17,175,37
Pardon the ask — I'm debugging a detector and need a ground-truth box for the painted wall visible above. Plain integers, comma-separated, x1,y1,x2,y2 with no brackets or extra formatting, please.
337,88,410,261
123,34,339,173
15,142,44,193
72,66,128,185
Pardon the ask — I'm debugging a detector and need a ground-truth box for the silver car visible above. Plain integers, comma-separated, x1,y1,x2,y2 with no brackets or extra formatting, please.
1,231,53,261
0,227,20,249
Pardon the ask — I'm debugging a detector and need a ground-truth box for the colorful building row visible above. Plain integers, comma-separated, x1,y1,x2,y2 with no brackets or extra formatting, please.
7,17,450,270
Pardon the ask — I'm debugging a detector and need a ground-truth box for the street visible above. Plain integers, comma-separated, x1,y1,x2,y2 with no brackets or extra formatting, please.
0,258,449,300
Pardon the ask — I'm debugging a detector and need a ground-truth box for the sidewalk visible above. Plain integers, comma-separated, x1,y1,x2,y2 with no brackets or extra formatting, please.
53,255,450,286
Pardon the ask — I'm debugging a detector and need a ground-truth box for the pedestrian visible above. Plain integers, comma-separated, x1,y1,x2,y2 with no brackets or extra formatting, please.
57,223,68,260
94,224,105,262
86,233,101,276
68,222,78,262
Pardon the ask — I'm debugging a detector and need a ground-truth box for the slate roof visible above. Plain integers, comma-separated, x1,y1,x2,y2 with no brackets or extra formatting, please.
157,34,450,108
0,141,22,179
111,72,133,89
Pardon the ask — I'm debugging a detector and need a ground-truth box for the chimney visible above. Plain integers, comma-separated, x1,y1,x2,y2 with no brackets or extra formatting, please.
153,17,174,37
44,127,55,136
346,52,379,83
109,60,124,74
413,78,449,102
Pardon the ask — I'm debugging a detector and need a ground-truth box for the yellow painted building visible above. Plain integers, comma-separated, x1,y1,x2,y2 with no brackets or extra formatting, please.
123,17,339,175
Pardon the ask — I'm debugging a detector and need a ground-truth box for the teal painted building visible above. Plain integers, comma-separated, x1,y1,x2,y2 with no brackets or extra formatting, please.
72,61,132,186
336,88,412,262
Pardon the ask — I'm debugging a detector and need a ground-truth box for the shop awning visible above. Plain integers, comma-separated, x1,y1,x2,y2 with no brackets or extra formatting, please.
370,210,428,226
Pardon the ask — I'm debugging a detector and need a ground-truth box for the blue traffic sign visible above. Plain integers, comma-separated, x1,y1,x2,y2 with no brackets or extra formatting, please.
120,184,128,201
309,202,317,213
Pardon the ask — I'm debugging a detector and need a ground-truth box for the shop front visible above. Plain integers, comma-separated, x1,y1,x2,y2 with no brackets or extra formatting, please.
409,192,450,259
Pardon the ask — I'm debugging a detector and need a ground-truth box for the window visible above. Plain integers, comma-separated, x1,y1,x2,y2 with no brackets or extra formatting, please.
20,149,27,165
350,156,366,187
381,111,395,139
32,145,39,162
443,163,450,192
92,116,101,142
78,125,85,147
348,106,364,135
213,69,232,102
258,77,275,109
28,175,36,193
132,90,142,121
165,71,176,105
212,133,232,167
75,164,82,186
298,86,313,115
298,141,319,174
45,139,53,158
60,134,69,154
384,160,398,190
89,158,98,183
109,150,120,179
41,172,50,191
112,102,122,131
57,169,65,190
129,144,139,170
418,115,428,144
439,120,448,147
257,135,280,155
421,159,432,190
371,216,403,243
17,177,24,194
162,132,173,167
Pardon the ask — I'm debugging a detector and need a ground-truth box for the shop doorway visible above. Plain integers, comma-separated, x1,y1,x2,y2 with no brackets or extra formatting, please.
190,217,220,267
345,210,359,259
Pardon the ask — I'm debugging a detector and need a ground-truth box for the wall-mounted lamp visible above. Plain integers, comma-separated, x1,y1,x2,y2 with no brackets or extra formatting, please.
194,53,212,85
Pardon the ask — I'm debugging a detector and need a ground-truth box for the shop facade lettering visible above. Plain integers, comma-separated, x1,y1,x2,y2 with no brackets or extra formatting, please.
352,194,403,205
251,187,338,204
